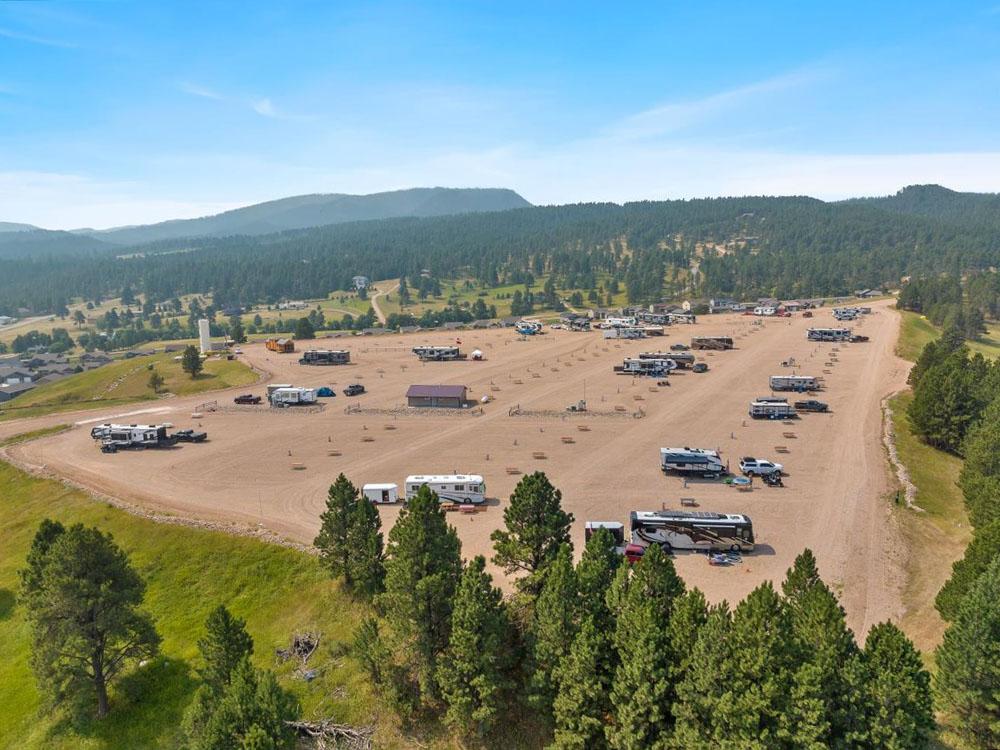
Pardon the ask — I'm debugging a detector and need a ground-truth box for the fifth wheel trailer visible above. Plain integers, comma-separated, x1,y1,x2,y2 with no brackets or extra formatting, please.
691,336,734,350
640,351,695,368
412,345,466,361
298,349,351,365
807,327,852,342
660,447,725,477
749,398,796,419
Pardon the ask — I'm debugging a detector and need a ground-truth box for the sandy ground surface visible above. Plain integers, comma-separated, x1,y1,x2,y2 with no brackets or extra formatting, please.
6,300,910,637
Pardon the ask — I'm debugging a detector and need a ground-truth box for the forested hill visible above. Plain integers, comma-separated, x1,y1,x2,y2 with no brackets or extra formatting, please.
3,188,1000,316
843,184,1000,227
0,227,115,259
75,187,532,246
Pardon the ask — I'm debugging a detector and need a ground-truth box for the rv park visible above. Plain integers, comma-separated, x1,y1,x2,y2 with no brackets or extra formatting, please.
0,297,909,637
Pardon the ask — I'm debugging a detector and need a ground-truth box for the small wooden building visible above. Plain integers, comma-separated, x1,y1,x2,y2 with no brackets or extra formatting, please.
266,338,295,353
406,384,468,409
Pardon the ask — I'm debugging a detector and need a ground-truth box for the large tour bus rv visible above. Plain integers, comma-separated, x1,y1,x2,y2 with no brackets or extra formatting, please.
629,510,755,554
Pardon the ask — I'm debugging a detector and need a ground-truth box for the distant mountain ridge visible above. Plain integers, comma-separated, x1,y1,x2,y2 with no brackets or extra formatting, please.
75,187,532,246
842,184,1000,226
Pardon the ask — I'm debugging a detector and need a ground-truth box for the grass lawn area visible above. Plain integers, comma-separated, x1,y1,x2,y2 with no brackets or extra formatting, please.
0,458,386,750
0,353,257,422
896,310,940,362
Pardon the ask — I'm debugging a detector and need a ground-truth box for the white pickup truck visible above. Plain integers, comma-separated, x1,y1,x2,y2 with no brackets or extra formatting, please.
738,457,784,476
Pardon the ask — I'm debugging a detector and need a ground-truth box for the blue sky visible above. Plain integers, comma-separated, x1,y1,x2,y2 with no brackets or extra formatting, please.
2,1,1000,228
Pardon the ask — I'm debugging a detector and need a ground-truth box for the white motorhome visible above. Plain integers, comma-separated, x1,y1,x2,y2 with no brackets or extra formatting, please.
807,327,852,342
630,510,755,553
269,387,318,407
749,398,796,419
769,375,820,392
412,345,465,361
363,483,399,504
404,474,486,505
660,447,725,477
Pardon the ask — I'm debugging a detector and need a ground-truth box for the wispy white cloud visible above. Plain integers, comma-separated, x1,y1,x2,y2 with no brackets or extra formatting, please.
606,67,832,141
177,81,223,101
0,26,76,49
251,97,277,117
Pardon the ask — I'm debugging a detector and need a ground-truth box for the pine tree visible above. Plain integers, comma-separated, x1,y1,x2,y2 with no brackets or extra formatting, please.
936,556,1000,749
438,556,511,737
188,658,299,750
606,545,684,749
666,588,708,688
182,344,203,378
550,617,612,750
20,523,160,720
313,474,359,586
672,604,733,748
490,471,574,596
852,622,933,749
343,497,385,600
958,396,1000,527
781,548,821,605
575,527,621,632
294,317,315,339
197,605,255,695
377,484,462,704
936,519,1000,620
529,543,578,715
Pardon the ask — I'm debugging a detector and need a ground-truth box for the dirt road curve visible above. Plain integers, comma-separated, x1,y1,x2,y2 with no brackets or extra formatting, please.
6,300,909,638
369,280,399,325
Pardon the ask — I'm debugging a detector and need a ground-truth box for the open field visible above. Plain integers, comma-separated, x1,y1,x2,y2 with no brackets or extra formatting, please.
0,458,383,750
0,353,257,422
5,300,909,638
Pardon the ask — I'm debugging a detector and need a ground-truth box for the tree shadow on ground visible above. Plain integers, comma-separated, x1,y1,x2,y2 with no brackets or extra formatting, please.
0,588,15,620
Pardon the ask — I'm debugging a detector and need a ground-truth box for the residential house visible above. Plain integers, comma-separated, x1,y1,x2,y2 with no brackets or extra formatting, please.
0,367,34,385
0,382,35,403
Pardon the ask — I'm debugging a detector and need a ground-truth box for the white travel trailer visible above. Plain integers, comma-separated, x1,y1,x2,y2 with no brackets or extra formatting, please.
630,510,755,553
603,327,645,340
515,320,543,335
749,398,796,419
90,423,177,451
769,375,820,392
807,327,852,342
616,357,677,376
753,306,776,316
659,447,725,477
601,316,638,329
363,483,399,504
404,474,486,505
269,387,318,407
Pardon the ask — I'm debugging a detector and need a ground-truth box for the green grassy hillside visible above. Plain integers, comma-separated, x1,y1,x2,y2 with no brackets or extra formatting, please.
0,458,380,750
0,353,257,422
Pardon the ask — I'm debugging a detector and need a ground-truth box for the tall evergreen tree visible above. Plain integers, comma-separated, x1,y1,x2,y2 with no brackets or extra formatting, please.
958,395,1000,527
18,518,66,597
606,545,684,749
936,556,1000,749
550,617,612,750
491,471,574,596
438,556,511,737
936,519,1000,621
666,588,708,688
182,344,203,378
196,605,255,695
673,603,734,748
852,622,932,749
313,474,359,586
20,523,160,719
377,484,462,704
343,496,385,600
575,527,621,632
528,543,578,715
781,548,821,606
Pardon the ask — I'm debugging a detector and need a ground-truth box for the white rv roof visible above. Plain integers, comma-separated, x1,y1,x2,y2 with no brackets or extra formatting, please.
363,483,398,491
660,447,720,457
406,474,484,483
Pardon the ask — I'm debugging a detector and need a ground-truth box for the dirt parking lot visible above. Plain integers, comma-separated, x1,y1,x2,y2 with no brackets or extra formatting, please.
9,300,909,637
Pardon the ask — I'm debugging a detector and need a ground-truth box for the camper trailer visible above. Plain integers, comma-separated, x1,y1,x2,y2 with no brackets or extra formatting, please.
600,316,638,329
807,327,852,342
404,474,486,505
667,312,696,324
515,320,543,336
749,398,797,419
691,336,734,350
753,306,776,316
769,375,820,392
412,345,465,361
640,351,695,369
269,387,318,407
298,349,350,366
90,423,178,452
615,357,677,376
604,327,645,340
660,447,726,477
629,510,755,553
363,483,399,504
569,318,591,332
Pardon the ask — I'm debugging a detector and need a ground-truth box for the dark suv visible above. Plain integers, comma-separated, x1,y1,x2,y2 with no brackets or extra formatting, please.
343,384,366,396
234,394,261,405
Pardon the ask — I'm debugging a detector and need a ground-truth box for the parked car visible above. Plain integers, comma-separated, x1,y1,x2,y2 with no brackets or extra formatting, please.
692,362,709,373
738,457,784,476
234,394,261,405
851,335,869,342
344,384,366,396
670,343,690,351
793,399,828,412
174,429,208,443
